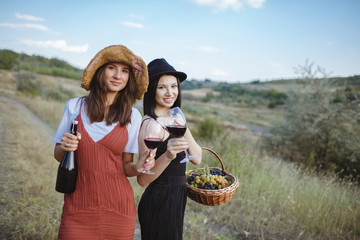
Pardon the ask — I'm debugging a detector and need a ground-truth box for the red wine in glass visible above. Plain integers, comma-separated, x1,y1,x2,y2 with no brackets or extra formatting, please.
166,125,186,138
166,107,197,163
144,137,163,150
138,118,165,174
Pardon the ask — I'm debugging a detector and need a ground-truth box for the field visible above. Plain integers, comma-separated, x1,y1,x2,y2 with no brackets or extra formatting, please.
0,69,359,239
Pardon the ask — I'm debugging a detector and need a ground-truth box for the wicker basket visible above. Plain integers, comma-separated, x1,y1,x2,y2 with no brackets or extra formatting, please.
186,147,239,206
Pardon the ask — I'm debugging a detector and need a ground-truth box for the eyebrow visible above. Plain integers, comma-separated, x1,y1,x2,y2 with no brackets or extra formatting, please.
108,63,129,69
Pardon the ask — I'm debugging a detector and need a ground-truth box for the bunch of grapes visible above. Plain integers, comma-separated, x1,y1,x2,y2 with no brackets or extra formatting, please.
186,166,233,190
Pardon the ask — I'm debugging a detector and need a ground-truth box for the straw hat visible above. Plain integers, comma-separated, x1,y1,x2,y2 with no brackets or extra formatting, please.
81,45,149,100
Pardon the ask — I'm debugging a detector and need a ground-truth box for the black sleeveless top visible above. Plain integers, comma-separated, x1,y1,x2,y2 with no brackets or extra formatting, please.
142,116,186,176
155,136,186,176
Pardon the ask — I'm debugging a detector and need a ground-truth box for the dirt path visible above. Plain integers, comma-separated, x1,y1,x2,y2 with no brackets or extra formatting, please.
0,95,55,141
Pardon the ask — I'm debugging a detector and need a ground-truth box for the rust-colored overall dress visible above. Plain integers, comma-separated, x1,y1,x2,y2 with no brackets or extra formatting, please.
58,110,136,240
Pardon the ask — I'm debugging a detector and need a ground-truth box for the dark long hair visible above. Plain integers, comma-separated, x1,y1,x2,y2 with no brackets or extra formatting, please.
143,75,182,119
85,63,138,126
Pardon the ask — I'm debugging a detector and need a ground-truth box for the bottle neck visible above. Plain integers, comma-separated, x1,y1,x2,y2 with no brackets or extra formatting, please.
70,123,78,135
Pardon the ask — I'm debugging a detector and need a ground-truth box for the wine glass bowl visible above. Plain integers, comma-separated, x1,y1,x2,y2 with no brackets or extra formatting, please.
138,118,165,174
144,138,163,150
165,107,196,163
165,125,186,138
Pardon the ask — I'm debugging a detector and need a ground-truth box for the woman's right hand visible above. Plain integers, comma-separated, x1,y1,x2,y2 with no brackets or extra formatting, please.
165,137,189,160
61,132,81,152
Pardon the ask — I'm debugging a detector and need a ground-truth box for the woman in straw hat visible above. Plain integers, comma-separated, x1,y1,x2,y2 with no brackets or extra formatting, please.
136,58,202,240
53,45,153,239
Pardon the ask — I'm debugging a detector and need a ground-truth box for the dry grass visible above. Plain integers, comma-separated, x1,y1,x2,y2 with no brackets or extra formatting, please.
1,70,359,239
183,133,360,240
183,88,219,98
0,95,63,239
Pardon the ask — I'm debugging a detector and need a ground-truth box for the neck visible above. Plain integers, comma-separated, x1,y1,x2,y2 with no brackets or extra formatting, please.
106,92,117,106
154,106,171,118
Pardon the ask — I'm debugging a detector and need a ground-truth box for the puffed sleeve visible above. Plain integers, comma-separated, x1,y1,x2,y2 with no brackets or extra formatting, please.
53,98,81,143
124,108,142,153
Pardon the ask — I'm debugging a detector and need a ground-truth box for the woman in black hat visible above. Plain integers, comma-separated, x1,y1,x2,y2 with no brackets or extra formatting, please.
137,58,202,240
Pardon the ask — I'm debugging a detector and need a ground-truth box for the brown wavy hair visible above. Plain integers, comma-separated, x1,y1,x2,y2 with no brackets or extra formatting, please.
84,63,138,126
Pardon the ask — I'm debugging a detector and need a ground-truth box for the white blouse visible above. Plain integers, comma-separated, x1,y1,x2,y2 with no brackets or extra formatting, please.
53,97,141,153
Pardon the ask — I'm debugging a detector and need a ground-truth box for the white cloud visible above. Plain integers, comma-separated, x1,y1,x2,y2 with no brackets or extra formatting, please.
198,46,220,53
15,12,44,21
0,23,49,31
191,0,266,11
20,40,89,53
121,21,144,29
129,14,144,19
246,0,266,8
212,68,229,77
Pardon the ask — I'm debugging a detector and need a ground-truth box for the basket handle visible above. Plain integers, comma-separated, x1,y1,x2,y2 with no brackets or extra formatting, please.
201,147,227,174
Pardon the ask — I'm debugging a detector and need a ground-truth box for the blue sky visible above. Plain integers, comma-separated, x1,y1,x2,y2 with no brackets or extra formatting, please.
1,0,359,83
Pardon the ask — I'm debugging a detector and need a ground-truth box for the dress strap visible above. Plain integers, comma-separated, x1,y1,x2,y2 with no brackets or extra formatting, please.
79,98,84,113
141,115,166,130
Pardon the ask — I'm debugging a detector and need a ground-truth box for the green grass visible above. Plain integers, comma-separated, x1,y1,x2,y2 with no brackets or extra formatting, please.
0,70,359,239
0,96,63,239
183,100,283,131
183,134,360,239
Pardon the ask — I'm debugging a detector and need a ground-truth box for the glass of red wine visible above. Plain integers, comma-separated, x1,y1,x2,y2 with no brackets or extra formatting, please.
166,107,196,163
137,118,165,174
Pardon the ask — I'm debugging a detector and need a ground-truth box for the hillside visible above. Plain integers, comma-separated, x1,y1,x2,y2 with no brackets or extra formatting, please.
0,69,359,239
0,49,83,80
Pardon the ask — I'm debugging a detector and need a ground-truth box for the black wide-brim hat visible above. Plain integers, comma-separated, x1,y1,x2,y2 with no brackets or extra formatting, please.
147,58,187,83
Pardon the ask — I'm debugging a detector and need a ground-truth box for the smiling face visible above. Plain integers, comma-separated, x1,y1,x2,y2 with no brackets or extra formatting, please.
103,62,130,93
154,74,179,115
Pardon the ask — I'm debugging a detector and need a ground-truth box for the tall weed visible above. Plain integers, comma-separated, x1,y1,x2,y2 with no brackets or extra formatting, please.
185,132,360,239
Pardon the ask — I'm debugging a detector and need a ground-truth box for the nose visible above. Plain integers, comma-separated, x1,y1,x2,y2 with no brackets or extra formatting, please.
165,87,172,96
113,70,122,79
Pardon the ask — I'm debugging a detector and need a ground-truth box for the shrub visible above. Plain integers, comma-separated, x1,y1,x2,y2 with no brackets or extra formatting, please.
263,61,360,181
0,49,20,70
193,117,223,140
44,84,75,101
202,92,214,103
16,72,43,97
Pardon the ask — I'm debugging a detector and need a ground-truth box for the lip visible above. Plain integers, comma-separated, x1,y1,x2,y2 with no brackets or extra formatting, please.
111,81,122,86
163,98,173,103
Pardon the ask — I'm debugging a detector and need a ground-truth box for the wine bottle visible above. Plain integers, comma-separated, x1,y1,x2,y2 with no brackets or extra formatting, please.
55,120,78,193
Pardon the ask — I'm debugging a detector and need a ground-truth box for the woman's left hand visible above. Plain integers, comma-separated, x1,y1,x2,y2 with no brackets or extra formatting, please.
137,149,155,171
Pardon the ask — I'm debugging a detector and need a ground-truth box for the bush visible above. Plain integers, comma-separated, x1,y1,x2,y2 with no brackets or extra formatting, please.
202,92,214,103
0,49,20,70
193,117,223,140
263,61,360,181
16,71,75,101
16,72,43,97
44,84,75,101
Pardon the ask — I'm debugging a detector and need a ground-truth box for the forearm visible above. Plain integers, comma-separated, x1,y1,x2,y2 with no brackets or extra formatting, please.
124,162,140,177
123,152,141,177
54,143,65,163
137,152,173,187
185,129,202,165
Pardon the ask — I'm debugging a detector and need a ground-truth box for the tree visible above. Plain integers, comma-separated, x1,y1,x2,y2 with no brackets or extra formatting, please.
263,60,360,181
